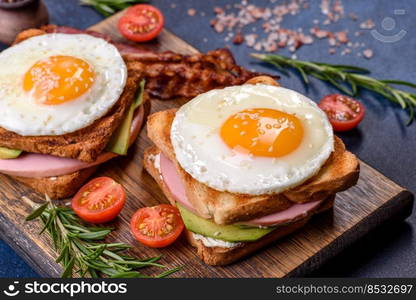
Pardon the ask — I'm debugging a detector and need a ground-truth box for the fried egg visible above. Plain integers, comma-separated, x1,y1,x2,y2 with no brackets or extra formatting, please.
171,84,334,195
0,33,127,136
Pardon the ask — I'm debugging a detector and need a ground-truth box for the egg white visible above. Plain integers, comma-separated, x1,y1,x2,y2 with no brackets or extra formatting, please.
171,84,334,195
0,33,127,136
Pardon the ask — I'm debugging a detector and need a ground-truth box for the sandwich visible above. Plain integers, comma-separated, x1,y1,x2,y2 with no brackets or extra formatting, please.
0,30,147,199
143,76,359,265
0,26,262,200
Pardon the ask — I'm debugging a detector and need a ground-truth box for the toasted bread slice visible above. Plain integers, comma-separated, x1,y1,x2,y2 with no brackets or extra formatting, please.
0,65,142,163
146,109,359,224
144,145,335,265
4,100,150,199
11,166,98,199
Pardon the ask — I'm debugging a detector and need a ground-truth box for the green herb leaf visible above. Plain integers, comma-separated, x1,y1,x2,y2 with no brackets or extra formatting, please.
77,230,112,240
87,245,107,260
55,242,69,263
79,0,148,16
380,80,416,89
296,66,309,84
118,260,165,268
140,255,162,263
318,63,370,73
25,202,49,221
155,267,182,278
61,257,75,278
111,271,146,278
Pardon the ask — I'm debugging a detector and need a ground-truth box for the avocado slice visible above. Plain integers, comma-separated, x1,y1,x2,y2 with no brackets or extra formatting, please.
177,203,275,242
0,147,22,159
106,79,145,155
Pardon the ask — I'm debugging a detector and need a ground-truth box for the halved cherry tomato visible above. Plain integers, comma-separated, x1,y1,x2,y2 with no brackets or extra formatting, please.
318,94,365,131
72,177,126,224
118,4,164,42
130,204,184,248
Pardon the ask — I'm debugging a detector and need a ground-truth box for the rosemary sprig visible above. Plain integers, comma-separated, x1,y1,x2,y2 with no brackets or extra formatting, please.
251,53,416,124
80,0,148,16
25,195,180,278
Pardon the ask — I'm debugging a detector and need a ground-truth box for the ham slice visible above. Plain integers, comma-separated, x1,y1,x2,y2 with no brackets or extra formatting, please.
241,200,321,226
0,106,144,178
158,152,322,227
159,152,197,214
0,152,116,179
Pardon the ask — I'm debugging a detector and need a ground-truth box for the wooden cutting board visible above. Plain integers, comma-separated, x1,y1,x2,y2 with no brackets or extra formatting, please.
0,12,413,278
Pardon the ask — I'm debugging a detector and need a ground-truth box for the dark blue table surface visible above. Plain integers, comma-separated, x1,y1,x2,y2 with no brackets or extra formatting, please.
0,0,415,278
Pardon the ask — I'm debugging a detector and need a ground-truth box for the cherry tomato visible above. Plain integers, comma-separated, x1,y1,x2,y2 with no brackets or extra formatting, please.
318,94,365,131
130,204,184,248
72,177,126,224
118,4,164,42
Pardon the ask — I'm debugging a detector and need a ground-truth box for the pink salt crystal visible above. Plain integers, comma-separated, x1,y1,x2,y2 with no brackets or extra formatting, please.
245,34,257,47
336,31,349,43
328,37,337,46
214,7,224,15
363,49,374,59
213,21,225,33
278,40,287,48
187,8,196,17
254,42,262,51
360,19,375,29
333,0,344,15
265,41,278,52
311,27,330,39
233,32,244,44
300,35,314,44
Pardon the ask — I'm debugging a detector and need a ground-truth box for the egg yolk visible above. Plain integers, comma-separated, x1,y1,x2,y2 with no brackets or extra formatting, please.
220,108,304,157
23,55,95,105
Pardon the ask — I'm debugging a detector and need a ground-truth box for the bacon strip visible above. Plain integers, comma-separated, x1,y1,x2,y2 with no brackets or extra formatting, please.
124,48,267,99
